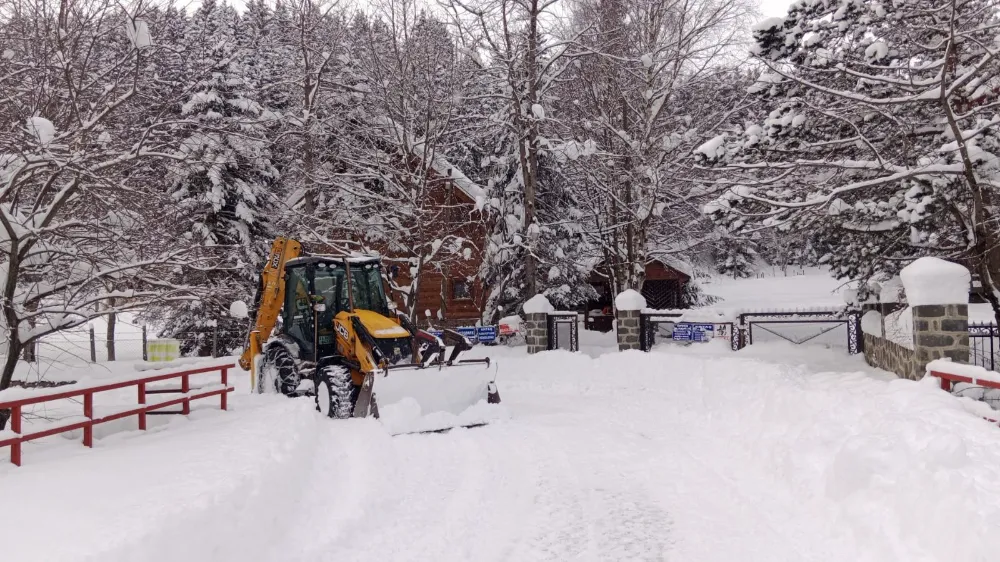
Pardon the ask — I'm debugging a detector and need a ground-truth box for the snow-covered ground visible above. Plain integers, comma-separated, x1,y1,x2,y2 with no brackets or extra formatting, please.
4,342,1000,562
700,267,851,312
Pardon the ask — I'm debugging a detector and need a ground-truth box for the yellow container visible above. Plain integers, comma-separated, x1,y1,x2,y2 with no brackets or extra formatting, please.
147,338,180,362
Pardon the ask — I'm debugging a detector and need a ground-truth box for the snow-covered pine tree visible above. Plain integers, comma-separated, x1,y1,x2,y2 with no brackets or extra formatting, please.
160,0,278,353
703,0,1000,322
713,238,758,279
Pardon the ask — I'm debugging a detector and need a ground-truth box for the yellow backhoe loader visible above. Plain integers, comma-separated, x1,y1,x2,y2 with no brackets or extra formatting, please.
239,237,500,428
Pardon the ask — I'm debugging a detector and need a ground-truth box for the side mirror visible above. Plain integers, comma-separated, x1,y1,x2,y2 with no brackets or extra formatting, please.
229,300,248,319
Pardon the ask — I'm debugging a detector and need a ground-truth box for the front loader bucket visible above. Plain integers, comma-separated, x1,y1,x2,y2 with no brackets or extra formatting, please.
372,361,508,435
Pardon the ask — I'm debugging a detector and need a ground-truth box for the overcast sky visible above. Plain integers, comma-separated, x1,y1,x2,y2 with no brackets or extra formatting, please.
759,0,793,17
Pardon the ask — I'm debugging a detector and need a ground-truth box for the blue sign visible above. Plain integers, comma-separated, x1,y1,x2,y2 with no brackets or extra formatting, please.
423,326,498,344
476,326,497,343
672,323,714,343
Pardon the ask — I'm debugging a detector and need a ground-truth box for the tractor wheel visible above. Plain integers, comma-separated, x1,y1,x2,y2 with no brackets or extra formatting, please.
316,366,354,419
260,345,300,396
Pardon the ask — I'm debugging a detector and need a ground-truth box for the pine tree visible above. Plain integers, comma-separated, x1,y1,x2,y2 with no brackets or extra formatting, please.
160,0,278,352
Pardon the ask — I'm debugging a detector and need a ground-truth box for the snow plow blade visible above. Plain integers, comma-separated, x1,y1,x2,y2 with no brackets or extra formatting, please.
369,359,507,435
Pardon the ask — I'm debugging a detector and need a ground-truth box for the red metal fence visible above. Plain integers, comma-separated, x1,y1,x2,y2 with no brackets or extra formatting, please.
930,368,1000,424
0,363,234,466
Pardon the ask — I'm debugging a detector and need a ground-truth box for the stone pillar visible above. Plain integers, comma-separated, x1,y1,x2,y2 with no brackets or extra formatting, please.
899,257,971,380
911,304,969,378
522,294,554,354
524,312,549,354
616,309,641,351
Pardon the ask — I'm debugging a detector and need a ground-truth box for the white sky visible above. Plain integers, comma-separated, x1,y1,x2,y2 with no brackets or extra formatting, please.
759,0,794,17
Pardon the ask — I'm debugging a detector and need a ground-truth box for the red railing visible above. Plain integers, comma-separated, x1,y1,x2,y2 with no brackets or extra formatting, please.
0,363,234,466
931,369,1000,392
930,368,1000,424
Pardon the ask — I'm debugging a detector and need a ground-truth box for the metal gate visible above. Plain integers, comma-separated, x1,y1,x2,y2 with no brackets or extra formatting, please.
969,323,999,371
739,310,862,354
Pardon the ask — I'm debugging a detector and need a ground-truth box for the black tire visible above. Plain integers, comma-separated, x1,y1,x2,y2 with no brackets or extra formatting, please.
315,365,355,419
260,345,301,396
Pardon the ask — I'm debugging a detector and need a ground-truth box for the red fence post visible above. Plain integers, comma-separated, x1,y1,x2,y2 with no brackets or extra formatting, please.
181,374,190,415
938,373,952,392
10,404,21,466
137,382,147,430
220,367,229,411
83,392,94,448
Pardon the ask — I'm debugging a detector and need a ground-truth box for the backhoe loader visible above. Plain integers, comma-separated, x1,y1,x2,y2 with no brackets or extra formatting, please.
239,237,500,427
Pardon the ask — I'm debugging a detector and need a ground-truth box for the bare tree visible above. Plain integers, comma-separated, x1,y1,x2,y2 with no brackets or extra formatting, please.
0,0,206,425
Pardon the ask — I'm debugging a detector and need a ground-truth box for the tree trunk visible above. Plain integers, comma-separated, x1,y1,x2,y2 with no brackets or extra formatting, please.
0,340,22,431
106,307,117,362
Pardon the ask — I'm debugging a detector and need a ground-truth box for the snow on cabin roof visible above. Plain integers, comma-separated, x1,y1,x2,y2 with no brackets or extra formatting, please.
428,154,486,204
373,116,487,206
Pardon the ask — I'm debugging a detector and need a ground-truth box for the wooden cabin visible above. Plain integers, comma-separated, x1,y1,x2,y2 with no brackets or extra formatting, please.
374,159,490,328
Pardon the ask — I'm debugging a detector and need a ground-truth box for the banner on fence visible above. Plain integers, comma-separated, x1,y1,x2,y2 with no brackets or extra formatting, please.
426,326,498,344
672,323,715,343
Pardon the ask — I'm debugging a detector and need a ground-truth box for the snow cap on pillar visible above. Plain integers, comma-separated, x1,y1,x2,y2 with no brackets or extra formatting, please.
900,257,970,306
522,294,554,314
615,289,647,311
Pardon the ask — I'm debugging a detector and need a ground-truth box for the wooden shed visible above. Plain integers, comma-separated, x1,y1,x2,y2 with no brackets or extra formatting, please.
585,258,692,332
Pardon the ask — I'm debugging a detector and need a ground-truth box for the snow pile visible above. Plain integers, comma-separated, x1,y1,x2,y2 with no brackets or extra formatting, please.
694,134,727,159
900,257,970,306
676,308,736,323
229,300,248,319
615,289,647,311
861,310,882,336
26,117,55,146
522,294,554,314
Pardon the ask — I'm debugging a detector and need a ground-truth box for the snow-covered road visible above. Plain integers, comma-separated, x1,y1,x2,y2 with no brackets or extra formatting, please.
5,344,1000,562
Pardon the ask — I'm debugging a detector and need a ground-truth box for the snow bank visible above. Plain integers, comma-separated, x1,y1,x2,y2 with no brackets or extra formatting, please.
522,294,554,314
615,289,646,311
900,257,970,306
677,308,736,323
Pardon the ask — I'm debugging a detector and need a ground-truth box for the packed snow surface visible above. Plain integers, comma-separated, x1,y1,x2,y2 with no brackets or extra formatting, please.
522,294,554,314
614,289,647,311
900,257,971,306
700,267,849,312
6,344,1000,562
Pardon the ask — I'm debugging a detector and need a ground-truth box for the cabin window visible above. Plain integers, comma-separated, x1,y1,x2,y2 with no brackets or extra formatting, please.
452,280,471,300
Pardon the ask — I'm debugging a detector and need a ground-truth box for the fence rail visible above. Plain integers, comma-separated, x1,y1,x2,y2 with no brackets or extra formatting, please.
0,363,234,466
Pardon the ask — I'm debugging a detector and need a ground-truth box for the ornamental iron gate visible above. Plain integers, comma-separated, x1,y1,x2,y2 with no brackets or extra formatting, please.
969,323,999,371
738,310,862,355
547,312,580,352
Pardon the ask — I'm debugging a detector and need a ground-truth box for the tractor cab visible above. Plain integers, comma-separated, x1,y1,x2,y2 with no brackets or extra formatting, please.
281,256,392,361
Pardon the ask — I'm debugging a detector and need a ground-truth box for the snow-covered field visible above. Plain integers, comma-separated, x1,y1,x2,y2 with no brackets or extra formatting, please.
4,342,1000,562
